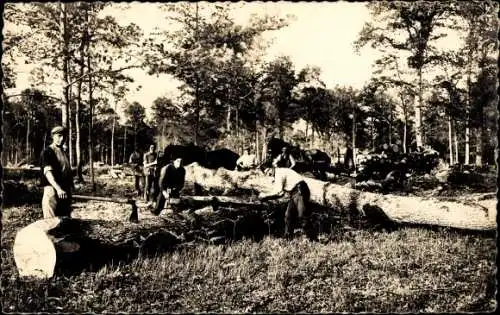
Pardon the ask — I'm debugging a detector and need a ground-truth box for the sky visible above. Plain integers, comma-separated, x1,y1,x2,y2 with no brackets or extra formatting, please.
5,2,465,121
103,2,380,119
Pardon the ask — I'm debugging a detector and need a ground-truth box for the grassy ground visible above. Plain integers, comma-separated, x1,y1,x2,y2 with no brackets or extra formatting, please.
1,176,497,313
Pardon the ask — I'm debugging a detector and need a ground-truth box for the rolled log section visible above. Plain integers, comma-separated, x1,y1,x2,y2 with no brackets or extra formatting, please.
184,163,497,231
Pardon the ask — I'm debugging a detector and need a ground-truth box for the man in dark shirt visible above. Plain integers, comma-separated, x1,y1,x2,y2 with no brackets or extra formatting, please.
143,144,158,203
129,148,143,197
40,126,74,218
272,146,296,169
151,157,186,216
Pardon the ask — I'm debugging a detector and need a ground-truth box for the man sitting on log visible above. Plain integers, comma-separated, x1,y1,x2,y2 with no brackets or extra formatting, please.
258,167,314,240
40,126,74,218
151,157,186,216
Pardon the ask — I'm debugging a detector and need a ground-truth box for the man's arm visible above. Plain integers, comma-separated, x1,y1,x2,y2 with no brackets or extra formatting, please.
44,169,67,199
272,155,281,168
289,155,296,169
158,166,170,198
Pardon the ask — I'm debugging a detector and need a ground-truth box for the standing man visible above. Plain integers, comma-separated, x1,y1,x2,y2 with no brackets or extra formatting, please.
258,167,315,240
129,148,143,197
40,126,74,218
152,157,186,216
143,144,158,203
236,148,257,171
272,146,296,169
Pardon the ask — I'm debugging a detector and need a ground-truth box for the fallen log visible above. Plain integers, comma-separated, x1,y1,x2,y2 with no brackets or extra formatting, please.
184,163,497,231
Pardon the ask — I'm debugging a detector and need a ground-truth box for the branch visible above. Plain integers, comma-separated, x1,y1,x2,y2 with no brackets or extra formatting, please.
65,63,142,88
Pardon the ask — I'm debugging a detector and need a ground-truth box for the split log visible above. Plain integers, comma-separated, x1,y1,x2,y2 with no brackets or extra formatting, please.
184,163,496,231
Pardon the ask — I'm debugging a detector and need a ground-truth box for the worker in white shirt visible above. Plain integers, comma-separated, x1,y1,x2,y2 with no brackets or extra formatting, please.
258,167,314,239
236,148,257,171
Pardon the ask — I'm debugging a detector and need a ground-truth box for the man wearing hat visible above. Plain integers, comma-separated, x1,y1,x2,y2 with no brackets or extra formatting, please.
40,126,74,218
151,157,186,216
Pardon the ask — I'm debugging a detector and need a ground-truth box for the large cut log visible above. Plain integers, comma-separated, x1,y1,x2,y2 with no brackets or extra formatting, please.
184,163,497,231
13,216,181,278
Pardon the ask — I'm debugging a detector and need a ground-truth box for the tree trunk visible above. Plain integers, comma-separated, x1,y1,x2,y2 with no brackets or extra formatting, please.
226,106,231,133
371,118,375,151
185,163,496,231
311,128,315,148
161,119,166,150
261,127,267,164
305,119,308,140
111,117,116,165
465,115,470,165
87,46,95,191
193,3,200,146
415,68,424,149
123,127,127,164
255,122,259,162
26,116,30,163
111,86,117,166
75,40,85,181
453,120,459,165
388,109,393,145
448,115,453,165
43,131,47,152
68,96,73,167
60,3,70,129
75,97,82,181
475,127,483,166
133,127,137,151
352,108,356,170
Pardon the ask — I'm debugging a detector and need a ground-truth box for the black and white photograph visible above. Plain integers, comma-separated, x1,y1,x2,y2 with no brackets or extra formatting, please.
0,1,498,313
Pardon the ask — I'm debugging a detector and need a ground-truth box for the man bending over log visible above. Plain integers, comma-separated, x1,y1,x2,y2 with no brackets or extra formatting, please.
258,167,314,240
40,126,74,218
151,157,186,216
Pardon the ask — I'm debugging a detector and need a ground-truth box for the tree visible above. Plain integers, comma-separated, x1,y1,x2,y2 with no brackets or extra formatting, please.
355,2,454,149
260,56,299,139
144,3,290,146
453,1,498,165
151,96,183,149
124,102,147,150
